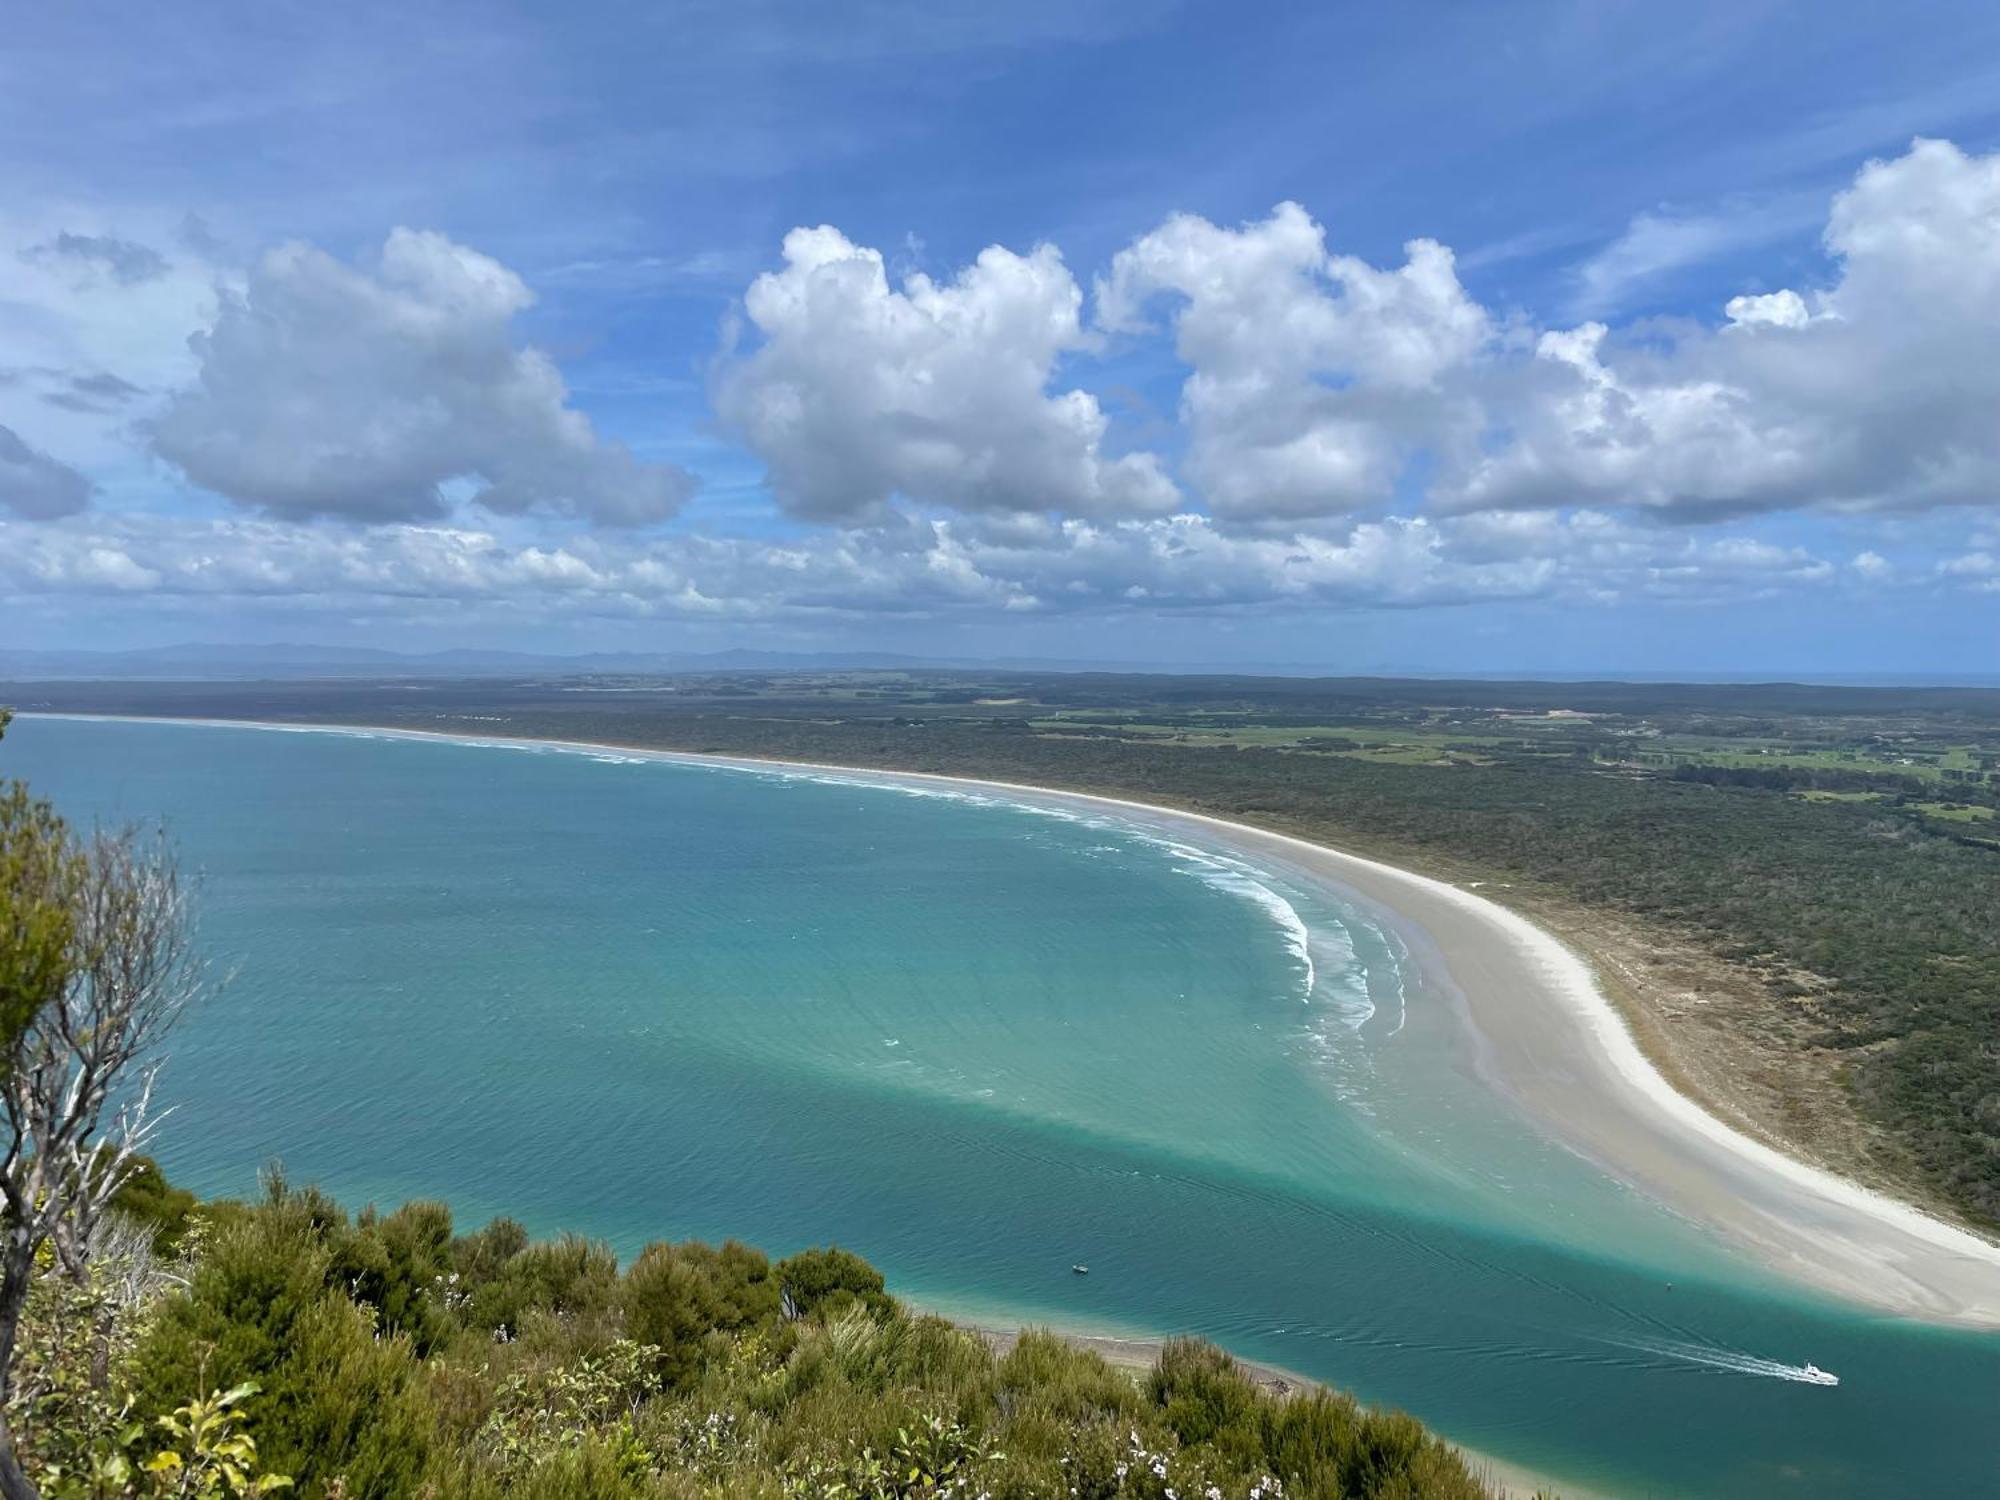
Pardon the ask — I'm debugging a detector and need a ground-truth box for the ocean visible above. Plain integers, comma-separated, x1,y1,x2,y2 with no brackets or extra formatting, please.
8,714,1993,1496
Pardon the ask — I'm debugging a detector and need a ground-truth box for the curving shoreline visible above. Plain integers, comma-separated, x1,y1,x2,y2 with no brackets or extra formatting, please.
28,711,2000,1328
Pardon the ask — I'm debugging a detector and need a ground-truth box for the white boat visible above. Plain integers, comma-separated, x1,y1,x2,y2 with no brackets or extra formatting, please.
1800,1362,1839,1386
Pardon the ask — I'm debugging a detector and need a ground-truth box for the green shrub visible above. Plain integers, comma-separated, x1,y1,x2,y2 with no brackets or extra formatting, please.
1148,1336,1265,1472
35,1167,1494,1499
774,1244,893,1321
1262,1387,1367,1494
130,1192,338,1410
462,1230,620,1338
452,1216,528,1284
129,1187,438,1496
621,1240,779,1390
334,1200,455,1353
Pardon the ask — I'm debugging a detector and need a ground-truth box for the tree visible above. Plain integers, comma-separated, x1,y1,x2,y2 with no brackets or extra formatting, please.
0,744,201,1500
775,1244,892,1320
621,1240,778,1390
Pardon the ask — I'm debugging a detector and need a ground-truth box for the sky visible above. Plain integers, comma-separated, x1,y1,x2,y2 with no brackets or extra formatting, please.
4,0,2000,676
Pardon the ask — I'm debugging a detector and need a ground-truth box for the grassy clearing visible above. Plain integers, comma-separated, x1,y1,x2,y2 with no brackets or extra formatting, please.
1914,800,1998,822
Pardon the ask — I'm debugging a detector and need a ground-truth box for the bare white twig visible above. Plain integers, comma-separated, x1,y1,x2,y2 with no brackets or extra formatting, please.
2,825,201,1382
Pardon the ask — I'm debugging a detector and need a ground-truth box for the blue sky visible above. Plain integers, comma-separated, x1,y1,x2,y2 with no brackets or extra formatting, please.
4,0,2000,674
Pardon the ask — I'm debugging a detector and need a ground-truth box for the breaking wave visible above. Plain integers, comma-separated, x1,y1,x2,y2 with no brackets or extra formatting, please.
746,766,1330,1006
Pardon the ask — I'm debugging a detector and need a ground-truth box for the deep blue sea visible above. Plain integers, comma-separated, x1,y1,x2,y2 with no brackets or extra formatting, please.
10,715,1995,1497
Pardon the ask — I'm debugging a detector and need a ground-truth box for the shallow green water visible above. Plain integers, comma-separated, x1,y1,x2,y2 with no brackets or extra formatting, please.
11,716,1994,1496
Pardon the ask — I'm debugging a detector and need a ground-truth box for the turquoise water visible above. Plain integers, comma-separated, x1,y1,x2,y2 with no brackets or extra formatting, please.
9,715,1994,1496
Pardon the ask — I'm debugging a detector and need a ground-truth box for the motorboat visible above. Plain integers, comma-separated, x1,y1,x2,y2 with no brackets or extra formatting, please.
1800,1362,1839,1386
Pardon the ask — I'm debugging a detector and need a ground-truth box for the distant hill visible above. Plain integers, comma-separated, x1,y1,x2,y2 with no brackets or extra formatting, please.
0,642,1097,680
6,641,2000,687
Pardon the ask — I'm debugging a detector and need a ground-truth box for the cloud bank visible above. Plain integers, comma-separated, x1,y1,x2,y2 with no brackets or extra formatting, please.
0,508,1879,627
6,138,2000,638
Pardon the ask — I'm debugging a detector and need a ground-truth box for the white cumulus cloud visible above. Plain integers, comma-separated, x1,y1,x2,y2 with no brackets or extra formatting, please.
714,225,1176,523
1086,141,2000,530
1097,201,1490,521
1441,139,2000,521
1723,289,1813,328
153,228,696,526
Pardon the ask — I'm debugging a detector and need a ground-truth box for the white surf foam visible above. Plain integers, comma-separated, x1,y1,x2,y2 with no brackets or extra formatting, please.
1149,840,1319,1003
728,762,1330,1007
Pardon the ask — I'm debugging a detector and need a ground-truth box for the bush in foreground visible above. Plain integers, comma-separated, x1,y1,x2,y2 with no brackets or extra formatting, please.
14,1171,1498,1500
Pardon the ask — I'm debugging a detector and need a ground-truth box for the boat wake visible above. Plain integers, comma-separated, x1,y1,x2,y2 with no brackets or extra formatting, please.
1615,1336,1840,1386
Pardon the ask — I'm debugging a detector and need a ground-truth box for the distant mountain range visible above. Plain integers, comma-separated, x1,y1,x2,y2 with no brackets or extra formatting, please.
4,642,1997,687
0,642,1171,680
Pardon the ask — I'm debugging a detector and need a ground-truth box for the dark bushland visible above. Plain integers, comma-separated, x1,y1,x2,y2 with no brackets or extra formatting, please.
20,1173,1497,1498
